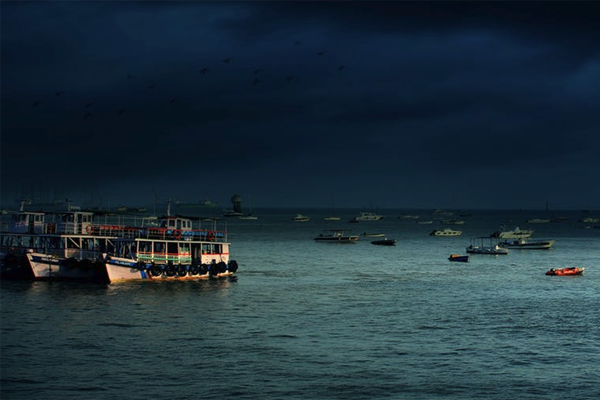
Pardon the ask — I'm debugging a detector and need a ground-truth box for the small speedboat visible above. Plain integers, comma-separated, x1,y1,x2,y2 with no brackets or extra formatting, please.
545,267,585,276
371,238,397,246
448,254,469,262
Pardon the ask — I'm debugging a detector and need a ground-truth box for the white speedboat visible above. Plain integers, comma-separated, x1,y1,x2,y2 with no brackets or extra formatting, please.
292,214,310,222
355,212,384,221
430,228,462,237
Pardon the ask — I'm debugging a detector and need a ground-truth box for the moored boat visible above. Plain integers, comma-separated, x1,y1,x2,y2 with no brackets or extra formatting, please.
448,254,469,262
490,226,533,239
314,230,359,243
498,239,556,250
355,212,384,221
371,238,396,246
545,267,584,276
292,214,310,222
466,237,509,255
430,228,462,237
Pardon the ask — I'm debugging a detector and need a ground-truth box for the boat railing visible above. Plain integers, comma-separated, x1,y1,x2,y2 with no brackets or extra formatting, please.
84,224,227,241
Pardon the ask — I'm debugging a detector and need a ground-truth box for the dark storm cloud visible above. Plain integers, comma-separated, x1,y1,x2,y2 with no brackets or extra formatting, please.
1,1,599,209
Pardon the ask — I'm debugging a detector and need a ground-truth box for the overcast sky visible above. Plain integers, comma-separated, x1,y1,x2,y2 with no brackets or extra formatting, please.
2,1,599,210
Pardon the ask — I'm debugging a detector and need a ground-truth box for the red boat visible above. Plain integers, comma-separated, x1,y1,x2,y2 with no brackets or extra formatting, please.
545,267,585,276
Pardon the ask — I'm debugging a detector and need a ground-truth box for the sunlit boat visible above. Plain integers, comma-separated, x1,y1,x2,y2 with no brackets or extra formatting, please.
545,267,584,276
104,216,238,282
498,239,556,250
361,232,385,238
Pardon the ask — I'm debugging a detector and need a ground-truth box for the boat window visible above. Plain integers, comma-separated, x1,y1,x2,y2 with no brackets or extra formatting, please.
154,242,165,253
167,242,178,255
179,242,190,253
202,243,211,254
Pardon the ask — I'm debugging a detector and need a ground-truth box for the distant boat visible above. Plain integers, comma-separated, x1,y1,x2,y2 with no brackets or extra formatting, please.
292,214,310,222
498,239,555,250
442,219,465,225
466,237,509,255
239,196,258,220
176,198,218,208
490,226,533,239
354,212,384,221
526,218,550,224
223,194,244,217
371,238,397,246
324,198,341,221
430,228,462,237
361,232,385,238
314,230,358,243
545,267,584,276
417,220,433,225
448,254,470,262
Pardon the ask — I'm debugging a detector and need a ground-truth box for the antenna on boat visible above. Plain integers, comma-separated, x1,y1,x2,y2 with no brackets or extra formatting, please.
166,199,171,217
65,198,71,211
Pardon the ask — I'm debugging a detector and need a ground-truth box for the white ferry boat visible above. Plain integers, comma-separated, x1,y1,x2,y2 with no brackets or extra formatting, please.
1,209,239,283
355,212,384,221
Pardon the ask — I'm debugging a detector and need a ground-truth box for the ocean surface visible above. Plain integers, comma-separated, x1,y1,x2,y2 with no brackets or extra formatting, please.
1,208,599,400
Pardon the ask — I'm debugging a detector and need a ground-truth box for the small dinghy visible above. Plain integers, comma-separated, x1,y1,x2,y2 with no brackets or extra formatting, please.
448,254,469,262
545,267,585,276
371,238,397,246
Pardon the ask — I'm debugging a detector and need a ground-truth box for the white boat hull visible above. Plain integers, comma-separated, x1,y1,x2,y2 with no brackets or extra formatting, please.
26,252,105,281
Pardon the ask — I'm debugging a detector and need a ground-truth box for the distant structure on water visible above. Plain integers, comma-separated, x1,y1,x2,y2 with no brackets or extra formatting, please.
222,194,244,217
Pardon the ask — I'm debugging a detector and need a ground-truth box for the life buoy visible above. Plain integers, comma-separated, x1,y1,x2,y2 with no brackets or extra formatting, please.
173,230,182,240
207,231,214,241
86,225,94,234
177,264,187,277
228,260,238,273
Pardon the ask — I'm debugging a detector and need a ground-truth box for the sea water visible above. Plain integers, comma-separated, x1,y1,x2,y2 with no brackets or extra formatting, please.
1,209,599,400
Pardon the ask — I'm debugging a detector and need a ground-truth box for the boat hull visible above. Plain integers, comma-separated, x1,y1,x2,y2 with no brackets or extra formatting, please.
545,267,584,276
105,257,237,282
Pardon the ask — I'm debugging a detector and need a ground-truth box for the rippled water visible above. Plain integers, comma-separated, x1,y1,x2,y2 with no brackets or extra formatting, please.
2,209,599,399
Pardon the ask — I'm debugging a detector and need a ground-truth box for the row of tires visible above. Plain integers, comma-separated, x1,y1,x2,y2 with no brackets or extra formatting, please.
135,260,238,277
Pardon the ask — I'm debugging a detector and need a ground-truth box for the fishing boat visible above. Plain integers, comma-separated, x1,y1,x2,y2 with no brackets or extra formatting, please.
466,237,509,255
498,239,556,250
314,230,359,243
370,238,397,246
429,228,462,237
104,216,238,282
448,254,469,262
545,267,584,276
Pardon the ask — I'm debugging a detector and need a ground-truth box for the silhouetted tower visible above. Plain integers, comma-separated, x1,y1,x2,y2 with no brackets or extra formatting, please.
231,194,242,213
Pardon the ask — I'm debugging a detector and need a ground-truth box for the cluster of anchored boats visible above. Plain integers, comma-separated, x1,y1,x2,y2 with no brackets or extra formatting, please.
0,206,238,283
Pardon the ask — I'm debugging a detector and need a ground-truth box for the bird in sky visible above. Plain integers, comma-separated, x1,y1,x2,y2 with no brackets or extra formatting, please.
126,73,135,79
118,109,127,115
84,111,92,120
294,40,302,46
222,58,232,63
286,76,297,82
85,102,94,108
317,51,325,56
31,100,43,108
338,65,346,71
253,69,263,75
147,84,156,89
199,67,209,75
55,91,65,96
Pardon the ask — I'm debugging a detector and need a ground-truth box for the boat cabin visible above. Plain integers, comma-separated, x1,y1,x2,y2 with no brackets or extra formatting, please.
9,211,46,234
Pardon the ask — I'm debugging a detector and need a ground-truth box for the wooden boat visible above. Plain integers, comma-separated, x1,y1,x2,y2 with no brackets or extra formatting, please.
370,238,397,246
545,267,584,276
448,254,469,262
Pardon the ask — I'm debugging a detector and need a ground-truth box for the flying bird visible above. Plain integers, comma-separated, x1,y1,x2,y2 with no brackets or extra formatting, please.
253,69,263,75
147,84,157,89
286,76,297,82
31,100,43,108
85,102,95,108
169,98,177,103
338,65,346,71
317,51,325,56
55,91,65,96
84,111,93,120
222,58,232,63
118,109,127,115
294,41,302,46
126,73,135,79
199,67,209,75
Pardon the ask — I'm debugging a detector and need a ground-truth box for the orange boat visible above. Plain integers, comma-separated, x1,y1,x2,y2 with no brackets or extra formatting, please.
545,267,585,276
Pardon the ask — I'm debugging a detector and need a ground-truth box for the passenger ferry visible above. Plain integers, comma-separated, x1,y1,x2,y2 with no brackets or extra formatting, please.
1,207,239,283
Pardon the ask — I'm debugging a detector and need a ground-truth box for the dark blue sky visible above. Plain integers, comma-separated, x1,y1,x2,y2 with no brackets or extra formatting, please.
2,1,599,210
